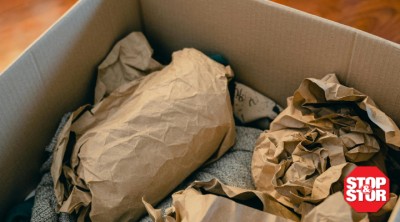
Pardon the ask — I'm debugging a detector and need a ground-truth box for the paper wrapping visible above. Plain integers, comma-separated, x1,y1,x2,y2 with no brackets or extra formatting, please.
270,74,400,151
369,193,399,221
252,127,357,212
302,192,398,222
94,32,163,103
252,74,400,217
302,192,369,222
144,179,300,222
51,48,235,221
234,82,282,124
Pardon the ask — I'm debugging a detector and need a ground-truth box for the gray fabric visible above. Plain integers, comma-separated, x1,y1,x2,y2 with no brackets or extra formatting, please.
30,115,261,222
31,113,76,222
139,126,262,222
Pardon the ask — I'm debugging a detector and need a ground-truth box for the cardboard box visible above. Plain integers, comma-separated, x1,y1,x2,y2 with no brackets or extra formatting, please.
1,0,399,220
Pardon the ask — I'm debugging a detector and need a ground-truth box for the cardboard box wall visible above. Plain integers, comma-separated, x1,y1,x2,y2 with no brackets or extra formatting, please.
0,0,399,220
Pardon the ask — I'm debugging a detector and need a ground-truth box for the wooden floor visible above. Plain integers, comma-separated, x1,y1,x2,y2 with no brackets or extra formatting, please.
0,0,77,73
272,0,400,43
0,0,399,73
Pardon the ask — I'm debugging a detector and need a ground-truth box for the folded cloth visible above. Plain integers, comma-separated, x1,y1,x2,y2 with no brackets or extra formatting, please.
31,113,76,222
5,197,34,222
139,126,262,222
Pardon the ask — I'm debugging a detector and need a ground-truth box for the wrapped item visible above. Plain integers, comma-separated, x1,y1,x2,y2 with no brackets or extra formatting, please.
234,82,282,130
95,32,163,103
51,48,235,221
31,113,76,222
252,74,400,217
144,179,300,222
139,126,262,222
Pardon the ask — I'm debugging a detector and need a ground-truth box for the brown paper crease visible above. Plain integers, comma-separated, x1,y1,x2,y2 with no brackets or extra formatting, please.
95,32,163,103
252,74,400,218
144,179,300,222
51,48,235,221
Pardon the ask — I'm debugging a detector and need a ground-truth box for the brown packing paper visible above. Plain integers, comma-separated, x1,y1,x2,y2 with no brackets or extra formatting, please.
51,48,235,221
252,73,400,219
94,32,163,104
144,179,300,222
369,193,398,221
270,74,400,152
252,127,356,211
270,96,384,163
302,192,369,222
302,192,398,222
51,105,91,209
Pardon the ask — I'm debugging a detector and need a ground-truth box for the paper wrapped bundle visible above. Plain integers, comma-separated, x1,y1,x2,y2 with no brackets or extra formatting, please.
51,48,235,221
252,74,400,216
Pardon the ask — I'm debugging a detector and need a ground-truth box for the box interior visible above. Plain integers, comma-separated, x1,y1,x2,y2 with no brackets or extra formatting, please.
1,0,400,219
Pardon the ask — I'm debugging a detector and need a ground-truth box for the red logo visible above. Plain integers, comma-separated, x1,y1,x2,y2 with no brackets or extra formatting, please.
344,166,390,212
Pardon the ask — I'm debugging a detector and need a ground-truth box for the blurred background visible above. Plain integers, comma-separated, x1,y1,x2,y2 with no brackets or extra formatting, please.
0,0,399,74
0,0,76,72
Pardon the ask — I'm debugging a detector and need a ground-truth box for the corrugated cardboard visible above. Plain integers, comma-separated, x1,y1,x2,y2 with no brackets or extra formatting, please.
0,0,141,216
1,0,399,219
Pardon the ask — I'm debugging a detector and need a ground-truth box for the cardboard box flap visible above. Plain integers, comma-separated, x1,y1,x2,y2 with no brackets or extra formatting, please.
346,34,400,130
0,0,142,217
141,0,400,125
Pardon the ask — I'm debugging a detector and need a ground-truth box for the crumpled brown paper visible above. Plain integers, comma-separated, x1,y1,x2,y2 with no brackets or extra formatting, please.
302,192,369,222
271,74,400,152
95,32,163,103
51,48,235,221
302,192,398,222
252,127,357,213
252,74,400,217
370,193,399,221
144,179,300,222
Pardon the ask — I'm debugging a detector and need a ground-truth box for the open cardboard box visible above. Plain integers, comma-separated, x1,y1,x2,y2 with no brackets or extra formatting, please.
1,0,400,220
